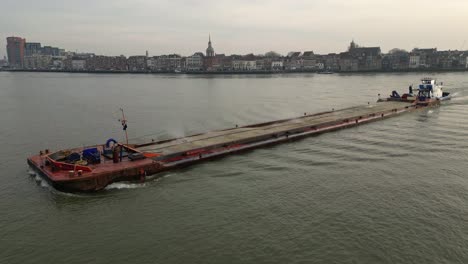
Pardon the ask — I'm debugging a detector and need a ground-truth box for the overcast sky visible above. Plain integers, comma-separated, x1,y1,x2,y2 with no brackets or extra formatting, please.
1,0,468,57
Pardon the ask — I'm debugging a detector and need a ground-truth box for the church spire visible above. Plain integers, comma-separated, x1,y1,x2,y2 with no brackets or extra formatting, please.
206,34,215,57
349,39,357,51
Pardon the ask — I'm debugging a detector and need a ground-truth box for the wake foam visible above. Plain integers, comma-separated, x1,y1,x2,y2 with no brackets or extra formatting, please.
105,182,147,190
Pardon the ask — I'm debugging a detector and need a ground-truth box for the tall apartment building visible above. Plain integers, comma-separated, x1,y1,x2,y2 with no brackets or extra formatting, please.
6,37,26,68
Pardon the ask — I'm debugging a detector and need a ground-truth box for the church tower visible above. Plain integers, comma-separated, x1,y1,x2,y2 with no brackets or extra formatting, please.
206,34,215,57
349,39,357,51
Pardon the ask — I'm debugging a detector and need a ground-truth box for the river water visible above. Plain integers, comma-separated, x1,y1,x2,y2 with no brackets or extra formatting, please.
1,72,468,263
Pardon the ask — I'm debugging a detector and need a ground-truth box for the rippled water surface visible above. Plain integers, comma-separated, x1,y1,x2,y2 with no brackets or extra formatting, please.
1,72,468,263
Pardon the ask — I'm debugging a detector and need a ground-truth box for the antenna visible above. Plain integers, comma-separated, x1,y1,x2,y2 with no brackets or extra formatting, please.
119,108,129,145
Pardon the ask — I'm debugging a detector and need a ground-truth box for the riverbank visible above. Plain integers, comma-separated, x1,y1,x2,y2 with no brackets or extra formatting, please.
1,68,467,75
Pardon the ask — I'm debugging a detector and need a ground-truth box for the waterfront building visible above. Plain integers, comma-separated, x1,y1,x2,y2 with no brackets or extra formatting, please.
71,59,86,71
435,51,452,69
434,50,466,69
23,55,53,69
62,53,93,70
381,56,391,70
6,36,26,68
231,60,241,71
409,54,420,69
301,51,318,70
186,52,204,71
180,57,187,70
154,54,182,72
271,61,284,71
51,57,65,70
322,53,340,71
284,52,302,71
263,51,281,71
395,52,410,70
61,51,77,57
41,46,61,56
62,57,72,70
234,54,259,71
127,56,147,72
220,55,237,71
24,40,64,57
317,62,325,70
0,56,8,67
409,48,437,68
86,55,127,71
211,54,225,71
345,41,382,71
232,60,256,71
338,53,359,71
25,42,42,56
255,57,266,71
382,49,409,71
115,56,128,71
151,55,165,71
147,56,156,70
259,57,272,71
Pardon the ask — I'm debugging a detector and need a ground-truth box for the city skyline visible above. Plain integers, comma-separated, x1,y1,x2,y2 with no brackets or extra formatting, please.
2,0,468,58
4,34,467,73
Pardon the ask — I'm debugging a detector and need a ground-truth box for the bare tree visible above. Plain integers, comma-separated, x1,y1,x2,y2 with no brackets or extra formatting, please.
264,51,282,58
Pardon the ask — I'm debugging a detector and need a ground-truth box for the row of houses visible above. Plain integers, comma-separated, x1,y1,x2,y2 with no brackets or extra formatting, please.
16,41,468,72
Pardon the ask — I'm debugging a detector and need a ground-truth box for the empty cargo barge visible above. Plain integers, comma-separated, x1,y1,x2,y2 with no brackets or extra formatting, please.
28,79,449,192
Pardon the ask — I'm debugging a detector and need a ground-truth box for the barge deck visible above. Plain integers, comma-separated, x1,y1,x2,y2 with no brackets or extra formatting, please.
27,100,428,192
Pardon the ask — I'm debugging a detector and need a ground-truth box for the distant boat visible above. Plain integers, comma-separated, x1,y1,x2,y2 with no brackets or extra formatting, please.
317,70,334,74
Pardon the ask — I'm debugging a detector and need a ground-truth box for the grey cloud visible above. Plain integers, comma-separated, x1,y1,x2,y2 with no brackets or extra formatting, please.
1,0,468,57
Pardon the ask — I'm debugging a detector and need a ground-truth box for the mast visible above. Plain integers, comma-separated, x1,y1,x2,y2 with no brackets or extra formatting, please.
119,108,129,145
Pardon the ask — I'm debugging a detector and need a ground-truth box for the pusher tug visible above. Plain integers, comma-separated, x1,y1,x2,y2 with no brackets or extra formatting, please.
28,79,449,192
384,77,450,105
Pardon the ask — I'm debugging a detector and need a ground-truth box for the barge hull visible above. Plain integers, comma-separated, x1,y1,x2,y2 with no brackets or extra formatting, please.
27,100,432,192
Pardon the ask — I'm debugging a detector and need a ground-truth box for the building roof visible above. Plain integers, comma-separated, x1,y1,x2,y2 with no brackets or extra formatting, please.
287,51,301,57
302,51,314,57
346,47,382,59
192,52,205,57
